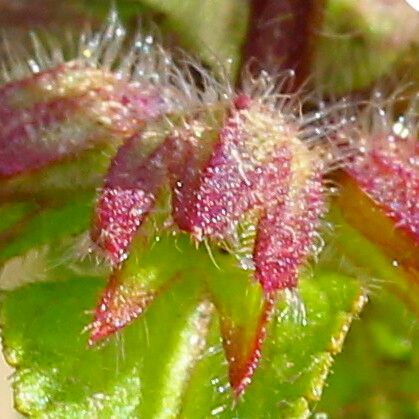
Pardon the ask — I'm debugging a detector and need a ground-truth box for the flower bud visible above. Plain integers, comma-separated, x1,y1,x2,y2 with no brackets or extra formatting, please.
90,80,327,395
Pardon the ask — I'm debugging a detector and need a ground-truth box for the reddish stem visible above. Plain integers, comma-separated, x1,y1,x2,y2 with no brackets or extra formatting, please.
242,0,325,90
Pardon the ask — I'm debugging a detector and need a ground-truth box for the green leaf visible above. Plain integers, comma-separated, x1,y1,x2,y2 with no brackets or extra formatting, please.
0,275,211,417
1,249,365,417
0,195,104,294
181,268,366,418
233,270,366,418
0,194,94,265
328,200,419,316
317,286,419,418
314,0,419,94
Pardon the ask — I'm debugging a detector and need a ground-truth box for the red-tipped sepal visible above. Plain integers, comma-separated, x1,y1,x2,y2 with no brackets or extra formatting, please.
331,98,419,282
205,247,274,396
220,299,273,396
89,233,193,344
89,273,155,344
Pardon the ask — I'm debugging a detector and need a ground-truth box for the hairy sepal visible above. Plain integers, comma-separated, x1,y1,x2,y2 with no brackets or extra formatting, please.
89,231,190,344
0,61,165,205
254,172,324,291
347,134,418,245
336,170,419,277
91,131,168,264
173,95,325,293
335,99,418,276
93,110,225,264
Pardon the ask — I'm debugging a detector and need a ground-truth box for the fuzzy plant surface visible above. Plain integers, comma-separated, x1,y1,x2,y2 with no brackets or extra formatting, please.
0,1,418,418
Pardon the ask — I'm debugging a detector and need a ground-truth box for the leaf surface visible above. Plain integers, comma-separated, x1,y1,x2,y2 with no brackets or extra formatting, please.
318,286,419,418
1,240,365,417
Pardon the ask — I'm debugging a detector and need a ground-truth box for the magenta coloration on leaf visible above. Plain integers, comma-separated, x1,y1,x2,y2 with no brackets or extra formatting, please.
88,275,155,344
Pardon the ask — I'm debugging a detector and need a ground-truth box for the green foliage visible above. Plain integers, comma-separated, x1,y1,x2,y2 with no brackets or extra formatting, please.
318,288,419,418
314,0,419,94
0,197,365,417
0,203,365,416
